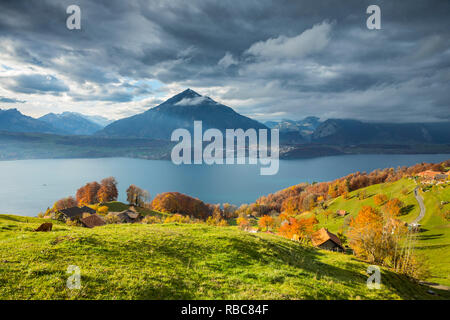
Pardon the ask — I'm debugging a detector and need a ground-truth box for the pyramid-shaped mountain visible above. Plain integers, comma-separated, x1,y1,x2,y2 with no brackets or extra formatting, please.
98,89,267,140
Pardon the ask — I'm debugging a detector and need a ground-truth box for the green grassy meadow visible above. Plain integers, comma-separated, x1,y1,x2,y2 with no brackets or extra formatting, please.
1,214,448,300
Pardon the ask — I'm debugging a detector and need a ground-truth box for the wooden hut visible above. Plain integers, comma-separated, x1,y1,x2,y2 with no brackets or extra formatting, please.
108,210,141,223
59,206,96,221
336,210,349,217
311,228,344,252
81,214,106,228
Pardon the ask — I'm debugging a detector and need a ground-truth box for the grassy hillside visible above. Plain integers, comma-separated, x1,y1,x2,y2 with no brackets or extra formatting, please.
318,178,419,231
414,183,450,286
315,178,450,286
0,214,448,300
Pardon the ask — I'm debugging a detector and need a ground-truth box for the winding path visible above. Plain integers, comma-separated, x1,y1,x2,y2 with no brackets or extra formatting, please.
411,187,426,225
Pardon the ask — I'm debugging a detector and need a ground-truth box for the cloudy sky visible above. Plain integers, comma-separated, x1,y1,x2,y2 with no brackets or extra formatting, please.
0,0,449,122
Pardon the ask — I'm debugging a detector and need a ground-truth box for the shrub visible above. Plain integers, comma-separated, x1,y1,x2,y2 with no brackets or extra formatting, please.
164,214,192,224
206,215,228,226
88,204,99,211
97,206,109,215
442,210,450,221
217,219,228,227
323,210,334,221
237,217,250,230
66,219,80,227
142,216,161,224
358,191,367,200
104,213,121,224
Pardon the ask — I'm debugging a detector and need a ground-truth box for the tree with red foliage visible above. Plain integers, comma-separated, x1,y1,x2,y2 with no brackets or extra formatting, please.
76,181,101,205
53,196,77,211
98,177,118,203
126,184,150,207
152,191,211,219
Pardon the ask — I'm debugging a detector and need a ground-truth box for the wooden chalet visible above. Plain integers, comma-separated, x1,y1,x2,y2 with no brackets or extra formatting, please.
59,206,96,221
311,228,344,252
336,210,349,217
109,210,142,223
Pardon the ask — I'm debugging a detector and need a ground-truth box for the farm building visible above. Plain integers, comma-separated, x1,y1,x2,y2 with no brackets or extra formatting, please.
59,206,96,221
108,210,142,223
81,214,106,228
336,210,348,217
311,228,344,252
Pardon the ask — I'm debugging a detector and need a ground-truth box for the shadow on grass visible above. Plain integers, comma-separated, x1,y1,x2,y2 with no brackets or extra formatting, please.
400,204,415,215
0,215,34,223
416,233,444,241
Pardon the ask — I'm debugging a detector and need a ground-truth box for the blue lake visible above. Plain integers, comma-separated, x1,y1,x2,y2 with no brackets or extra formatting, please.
0,154,448,216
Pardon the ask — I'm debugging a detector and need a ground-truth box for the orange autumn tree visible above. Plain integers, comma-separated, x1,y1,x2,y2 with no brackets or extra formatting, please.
278,216,318,242
76,181,101,205
373,194,388,206
347,205,406,264
281,196,300,215
323,210,334,221
53,196,77,211
151,192,211,219
126,184,150,207
258,215,274,231
97,177,118,203
237,217,250,230
383,198,403,217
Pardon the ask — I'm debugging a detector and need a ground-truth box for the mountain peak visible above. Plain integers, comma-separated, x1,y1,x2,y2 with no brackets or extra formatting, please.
159,88,210,108
181,88,201,97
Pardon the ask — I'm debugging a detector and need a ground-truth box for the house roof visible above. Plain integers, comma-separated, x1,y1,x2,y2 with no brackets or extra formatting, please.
81,214,106,228
311,228,343,249
60,206,96,218
417,170,448,179
109,210,140,222
127,212,140,219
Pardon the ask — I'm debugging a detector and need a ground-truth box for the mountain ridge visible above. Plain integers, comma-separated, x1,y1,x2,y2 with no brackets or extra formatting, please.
312,119,450,144
0,108,63,134
39,111,103,135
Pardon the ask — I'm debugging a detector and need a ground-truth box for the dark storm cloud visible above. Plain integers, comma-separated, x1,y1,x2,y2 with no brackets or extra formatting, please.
0,0,448,121
2,74,69,94
0,96,25,103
